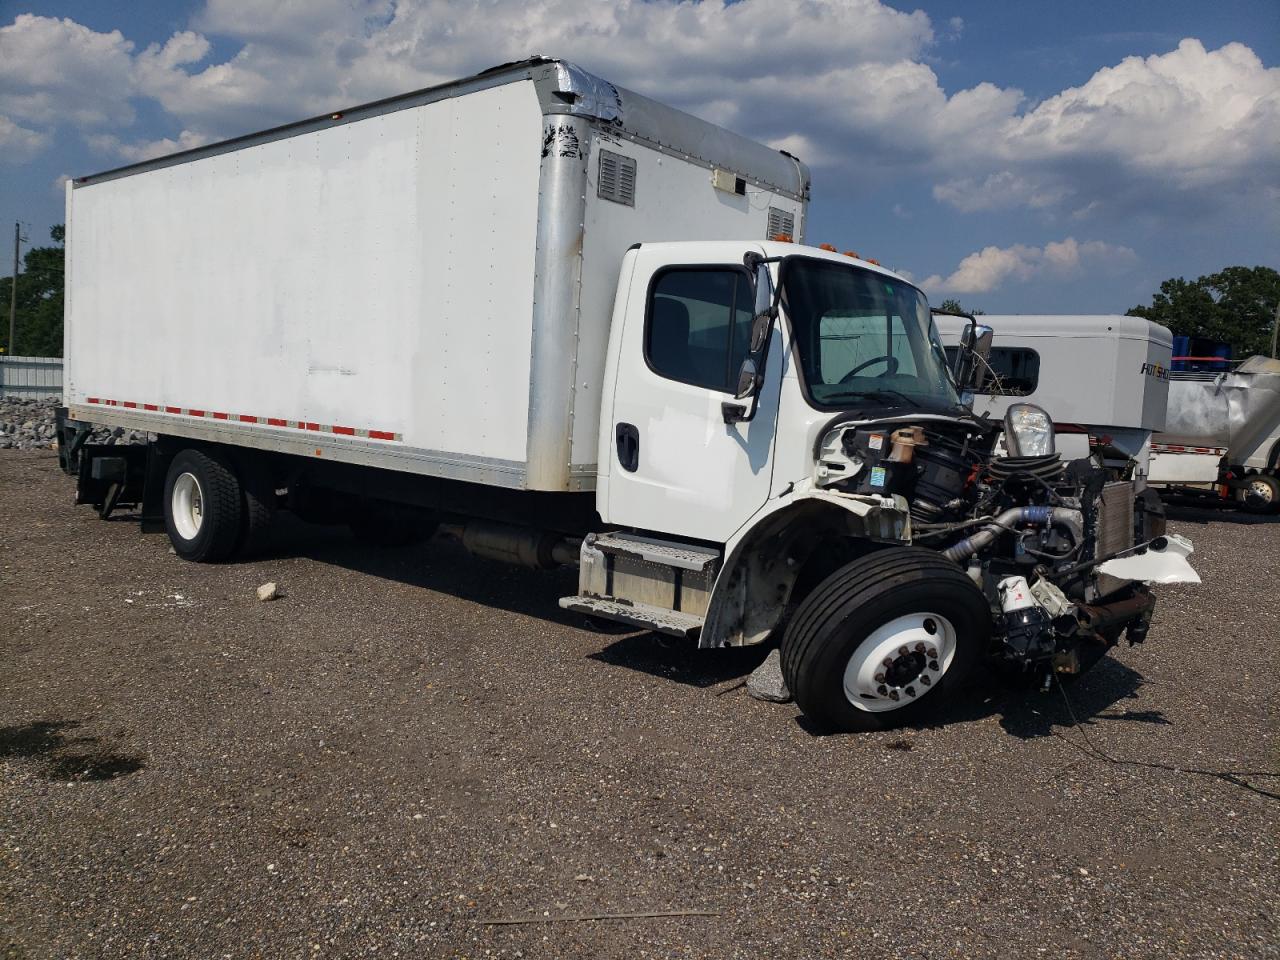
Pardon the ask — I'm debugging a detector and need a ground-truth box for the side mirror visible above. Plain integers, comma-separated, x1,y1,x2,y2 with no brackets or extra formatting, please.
734,356,761,399
953,321,994,391
752,260,774,324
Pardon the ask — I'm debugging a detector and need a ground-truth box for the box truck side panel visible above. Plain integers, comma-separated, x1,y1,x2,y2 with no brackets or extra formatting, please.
571,133,805,469
66,80,543,481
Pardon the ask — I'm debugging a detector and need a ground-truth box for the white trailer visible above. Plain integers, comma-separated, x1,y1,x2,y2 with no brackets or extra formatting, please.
59,59,1192,734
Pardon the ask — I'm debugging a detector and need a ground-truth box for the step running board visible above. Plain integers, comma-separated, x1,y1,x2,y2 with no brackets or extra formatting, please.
589,533,720,573
559,595,704,639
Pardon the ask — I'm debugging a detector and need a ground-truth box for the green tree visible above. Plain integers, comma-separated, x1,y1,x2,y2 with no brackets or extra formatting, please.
1127,266,1280,358
1,224,65,358
937,298,984,316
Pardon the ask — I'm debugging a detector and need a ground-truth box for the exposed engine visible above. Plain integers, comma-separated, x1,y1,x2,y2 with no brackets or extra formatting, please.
814,416,1164,681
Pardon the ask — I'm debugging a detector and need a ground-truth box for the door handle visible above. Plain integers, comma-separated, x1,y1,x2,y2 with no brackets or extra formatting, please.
616,422,639,472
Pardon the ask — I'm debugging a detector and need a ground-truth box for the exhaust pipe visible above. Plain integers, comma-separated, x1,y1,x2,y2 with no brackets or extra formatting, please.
438,519,580,569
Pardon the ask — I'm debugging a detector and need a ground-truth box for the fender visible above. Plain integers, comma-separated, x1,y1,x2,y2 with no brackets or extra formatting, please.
698,486,911,649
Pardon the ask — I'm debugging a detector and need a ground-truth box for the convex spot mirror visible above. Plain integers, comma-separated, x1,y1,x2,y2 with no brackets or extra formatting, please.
734,357,761,399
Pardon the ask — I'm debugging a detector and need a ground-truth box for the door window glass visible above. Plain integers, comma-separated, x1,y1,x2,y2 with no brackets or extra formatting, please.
646,269,753,392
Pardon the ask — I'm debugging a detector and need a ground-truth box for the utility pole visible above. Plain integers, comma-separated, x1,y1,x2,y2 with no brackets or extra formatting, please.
1271,299,1279,359
7,221,19,357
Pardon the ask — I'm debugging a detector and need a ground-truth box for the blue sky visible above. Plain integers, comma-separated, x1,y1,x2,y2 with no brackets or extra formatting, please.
2,0,1277,314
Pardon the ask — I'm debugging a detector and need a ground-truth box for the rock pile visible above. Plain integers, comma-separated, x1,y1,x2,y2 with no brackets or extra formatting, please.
0,396,148,450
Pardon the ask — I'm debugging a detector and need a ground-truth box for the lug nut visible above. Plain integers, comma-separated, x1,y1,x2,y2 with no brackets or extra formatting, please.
889,690,900,701
905,686,916,697
874,672,886,683
898,646,909,656
914,642,927,653
926,647,938,659
876,684,888,696
884,657,895,667
929,660,940,672
920,675,931,686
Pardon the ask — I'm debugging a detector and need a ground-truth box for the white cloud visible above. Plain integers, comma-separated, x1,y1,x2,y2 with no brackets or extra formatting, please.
932,171,1069,213
0,14,137,127
934,39,1280,216
922,237,1136,294
0,5,1275,227
0,114,49,162
87,129,215,163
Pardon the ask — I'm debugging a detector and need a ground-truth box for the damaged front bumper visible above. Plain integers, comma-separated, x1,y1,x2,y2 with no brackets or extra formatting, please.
995,534,1199,679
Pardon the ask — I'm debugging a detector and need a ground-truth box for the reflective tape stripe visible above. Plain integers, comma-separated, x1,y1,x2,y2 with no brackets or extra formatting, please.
82,397,401,442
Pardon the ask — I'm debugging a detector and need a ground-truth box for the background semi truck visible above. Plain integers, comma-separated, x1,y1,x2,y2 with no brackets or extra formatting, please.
58,58,1193,733
932,313,1172,474
933,316,1280,513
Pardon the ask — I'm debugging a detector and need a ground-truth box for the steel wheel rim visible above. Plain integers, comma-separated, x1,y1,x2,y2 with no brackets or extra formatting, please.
842,612,958,712
172,472,205,541
1247,478,1275,504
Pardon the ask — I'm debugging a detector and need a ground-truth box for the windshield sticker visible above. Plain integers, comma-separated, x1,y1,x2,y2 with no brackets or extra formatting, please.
868,434,884,450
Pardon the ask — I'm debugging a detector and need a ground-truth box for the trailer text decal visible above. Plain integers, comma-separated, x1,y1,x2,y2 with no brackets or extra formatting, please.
83,397,401,442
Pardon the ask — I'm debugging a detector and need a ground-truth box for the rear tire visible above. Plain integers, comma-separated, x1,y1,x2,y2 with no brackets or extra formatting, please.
236,457,276,557
781,547,991,732
164,448,244,562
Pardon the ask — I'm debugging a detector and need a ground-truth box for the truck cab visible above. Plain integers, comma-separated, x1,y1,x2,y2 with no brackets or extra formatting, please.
563,242,1196,731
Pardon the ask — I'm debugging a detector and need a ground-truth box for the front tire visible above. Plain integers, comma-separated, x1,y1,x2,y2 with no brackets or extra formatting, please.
164,448,244,562
781,547,991,732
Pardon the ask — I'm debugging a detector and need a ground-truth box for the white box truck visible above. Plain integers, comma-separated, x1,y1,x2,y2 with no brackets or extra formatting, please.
58,59,1194,733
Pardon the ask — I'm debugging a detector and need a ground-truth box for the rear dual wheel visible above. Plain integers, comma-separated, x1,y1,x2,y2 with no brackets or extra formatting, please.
781,547,991,733
163,448,245,562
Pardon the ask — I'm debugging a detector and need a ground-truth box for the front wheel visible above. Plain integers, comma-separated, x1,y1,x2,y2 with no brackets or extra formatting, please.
781,547,991,732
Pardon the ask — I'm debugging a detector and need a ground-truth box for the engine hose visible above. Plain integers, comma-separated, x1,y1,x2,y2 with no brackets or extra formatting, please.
941,505,1083,564
987,454,1065,481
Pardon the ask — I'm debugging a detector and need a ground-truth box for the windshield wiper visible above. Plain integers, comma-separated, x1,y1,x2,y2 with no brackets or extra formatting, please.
822,388,920,407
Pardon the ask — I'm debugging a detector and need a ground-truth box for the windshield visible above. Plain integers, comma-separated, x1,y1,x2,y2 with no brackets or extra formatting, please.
782,258,960,411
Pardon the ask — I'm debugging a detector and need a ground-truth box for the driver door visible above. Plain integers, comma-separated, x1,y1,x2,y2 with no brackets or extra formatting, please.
604,248,781,544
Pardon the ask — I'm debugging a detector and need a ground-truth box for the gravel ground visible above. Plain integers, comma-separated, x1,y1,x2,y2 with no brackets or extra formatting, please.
1,449,1277,959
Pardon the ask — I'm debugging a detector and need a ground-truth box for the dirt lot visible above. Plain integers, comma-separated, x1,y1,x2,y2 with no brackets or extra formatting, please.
1,450,1276,959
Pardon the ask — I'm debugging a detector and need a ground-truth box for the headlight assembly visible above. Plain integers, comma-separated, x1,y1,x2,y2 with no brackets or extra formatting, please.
1004,403,1056,458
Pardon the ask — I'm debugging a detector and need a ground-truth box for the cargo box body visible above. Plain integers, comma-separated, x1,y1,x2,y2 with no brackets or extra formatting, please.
64,59,808,491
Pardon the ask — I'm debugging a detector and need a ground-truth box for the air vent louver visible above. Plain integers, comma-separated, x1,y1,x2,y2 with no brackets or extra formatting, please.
767,207,795,239
598,150,637,207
